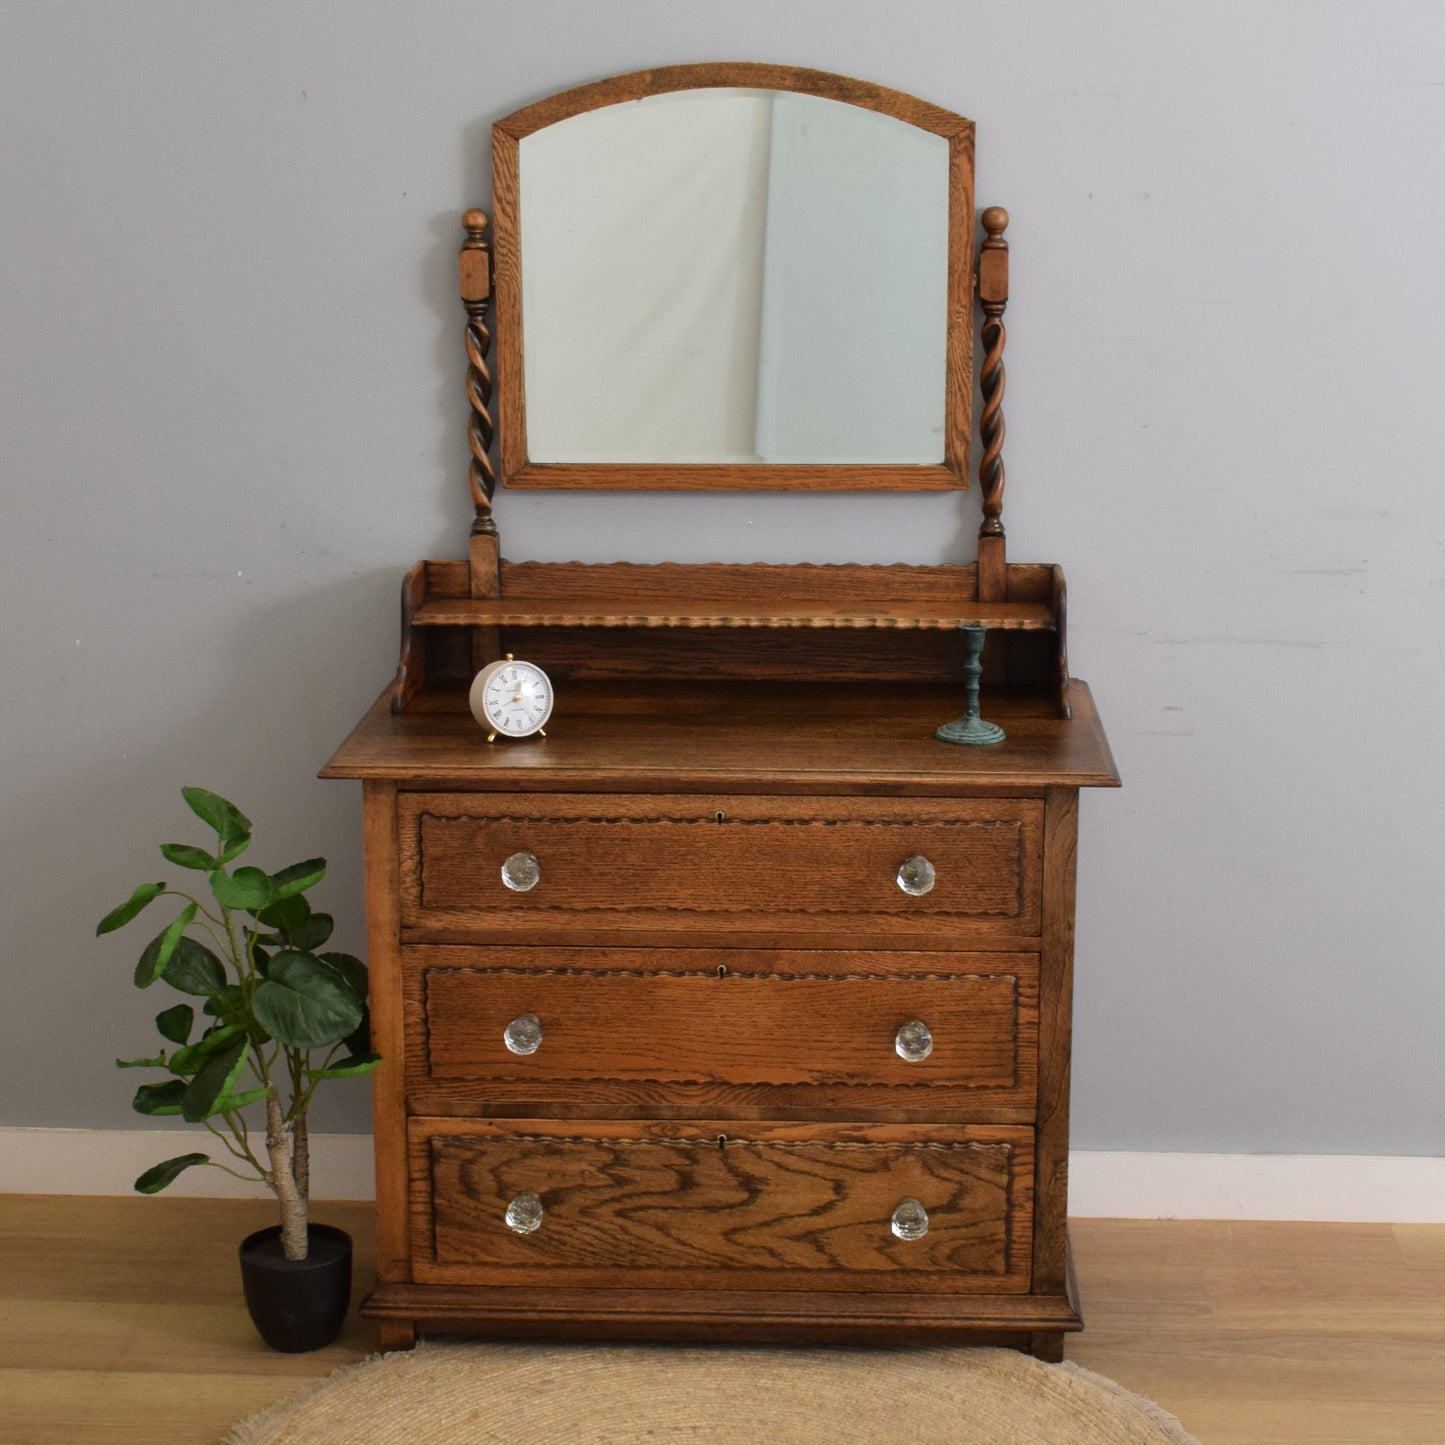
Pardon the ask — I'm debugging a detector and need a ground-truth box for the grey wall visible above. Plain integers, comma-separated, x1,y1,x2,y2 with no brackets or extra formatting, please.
3,2,1442,1153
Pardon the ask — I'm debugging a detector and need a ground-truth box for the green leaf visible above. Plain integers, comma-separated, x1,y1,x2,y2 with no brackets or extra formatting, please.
209,866,272,911
317,951,368,1004
116,1053,167,1069
204,984,246,1019
305,1051,381,1080
252,951,364,1049
155,1004,194,1045
133,904,198,988
180,787,251,847
286,912,333,951
269,858,326,901
135,1153,211,1194
218,833,250,865
132,1079,187,1115
319,953,371,1055
159,843,217,871
168,1023,244,1077
257,893,310,933
181,1036,249,1121
202,985,270,1046
97,882,166,936
161,936,227,995
212,1086,270,1113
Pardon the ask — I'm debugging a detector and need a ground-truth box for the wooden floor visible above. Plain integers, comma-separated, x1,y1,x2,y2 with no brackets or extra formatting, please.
1,1197,1441,1444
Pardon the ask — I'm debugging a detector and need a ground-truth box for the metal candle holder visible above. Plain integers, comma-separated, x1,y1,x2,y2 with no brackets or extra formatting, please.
935,623,1006,746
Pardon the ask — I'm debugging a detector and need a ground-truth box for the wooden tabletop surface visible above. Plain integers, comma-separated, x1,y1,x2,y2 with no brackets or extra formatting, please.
322,678,1120,793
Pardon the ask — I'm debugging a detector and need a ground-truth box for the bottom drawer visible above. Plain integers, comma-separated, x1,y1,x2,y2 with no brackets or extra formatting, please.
410,1119,1034,1294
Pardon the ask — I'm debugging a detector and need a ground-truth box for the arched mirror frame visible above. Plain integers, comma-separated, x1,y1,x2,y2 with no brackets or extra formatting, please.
489,63,976,493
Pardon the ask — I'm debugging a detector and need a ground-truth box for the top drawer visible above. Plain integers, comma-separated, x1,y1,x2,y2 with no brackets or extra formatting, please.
399,793,1043,941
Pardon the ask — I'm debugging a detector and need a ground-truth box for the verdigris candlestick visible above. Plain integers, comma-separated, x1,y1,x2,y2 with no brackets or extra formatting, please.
936,623,1005,746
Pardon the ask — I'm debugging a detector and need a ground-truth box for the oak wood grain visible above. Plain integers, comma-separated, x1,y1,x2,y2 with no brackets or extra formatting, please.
361,782,410,1286
1033,787,1079,1296
413,597,1055,631
409,1118,1033,1294
388,562,428,714
323,680,1118,791
397,792,1042,940
399,558,1070,694
403,945,1038,1112
361,1277,1078,1341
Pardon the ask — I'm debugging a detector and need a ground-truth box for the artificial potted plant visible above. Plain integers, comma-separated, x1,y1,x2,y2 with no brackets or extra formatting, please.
100,787,378,1352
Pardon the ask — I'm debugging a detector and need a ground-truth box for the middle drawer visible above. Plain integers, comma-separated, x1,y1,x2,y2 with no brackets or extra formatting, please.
403,946,1038,1115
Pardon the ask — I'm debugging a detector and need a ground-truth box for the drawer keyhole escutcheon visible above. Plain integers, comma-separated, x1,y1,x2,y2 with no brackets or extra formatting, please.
895,1019,934,1062
504,1012,543,1055
891,1197,930,1241
896,854,936,896
505,1191,545,1234
501,851,541,892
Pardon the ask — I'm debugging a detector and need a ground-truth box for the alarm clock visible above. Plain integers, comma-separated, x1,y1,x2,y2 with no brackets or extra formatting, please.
469,654,554,741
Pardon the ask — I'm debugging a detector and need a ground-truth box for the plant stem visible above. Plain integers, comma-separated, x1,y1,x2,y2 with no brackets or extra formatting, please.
207,1114,266,1179
205,1159,268,1184
294,1111,310,1207
265,1088,308,1261
285,1047,311,1206
159,889,227,931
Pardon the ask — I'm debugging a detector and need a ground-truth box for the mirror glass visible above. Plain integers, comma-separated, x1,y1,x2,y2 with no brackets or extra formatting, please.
517,89,949,466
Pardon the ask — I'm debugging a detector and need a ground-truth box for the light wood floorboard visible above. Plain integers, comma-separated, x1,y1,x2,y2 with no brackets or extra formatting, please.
0,1197,1440,1443
1067,1219,1445,1444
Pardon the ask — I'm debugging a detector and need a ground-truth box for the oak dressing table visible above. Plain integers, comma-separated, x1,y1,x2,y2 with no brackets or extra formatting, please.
323,63,1118,1360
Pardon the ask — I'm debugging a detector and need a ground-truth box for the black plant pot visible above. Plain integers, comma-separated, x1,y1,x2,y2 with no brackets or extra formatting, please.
238,1222,352,1353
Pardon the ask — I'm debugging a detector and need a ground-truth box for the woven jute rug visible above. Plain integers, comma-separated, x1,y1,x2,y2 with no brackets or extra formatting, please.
226,1341,1200,1444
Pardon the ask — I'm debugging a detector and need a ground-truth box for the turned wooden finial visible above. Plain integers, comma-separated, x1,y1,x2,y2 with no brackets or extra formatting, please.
978,208,1009,320
460,209,496,537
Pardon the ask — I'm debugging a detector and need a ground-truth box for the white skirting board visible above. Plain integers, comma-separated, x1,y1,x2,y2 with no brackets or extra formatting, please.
2,1129,1443,1222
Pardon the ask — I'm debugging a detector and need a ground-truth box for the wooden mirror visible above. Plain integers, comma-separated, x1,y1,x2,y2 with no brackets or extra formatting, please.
489,64,976,492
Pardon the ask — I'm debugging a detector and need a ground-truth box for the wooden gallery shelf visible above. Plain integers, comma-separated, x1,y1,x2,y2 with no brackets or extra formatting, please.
390,558,1073,716
411,598,1055,632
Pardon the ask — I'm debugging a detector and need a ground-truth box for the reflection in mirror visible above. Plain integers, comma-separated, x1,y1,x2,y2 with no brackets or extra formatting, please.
518,89,948,466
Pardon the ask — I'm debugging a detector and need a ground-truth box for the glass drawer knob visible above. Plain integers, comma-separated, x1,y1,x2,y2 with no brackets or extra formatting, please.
501,851,540,892
891,1197,930,1241
504,1012,543,1055
895,1019,934,1062
505,1191,544,1234
896,855,936,896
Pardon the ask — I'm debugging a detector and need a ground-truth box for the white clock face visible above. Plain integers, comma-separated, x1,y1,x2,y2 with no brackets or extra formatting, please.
469,658,554,738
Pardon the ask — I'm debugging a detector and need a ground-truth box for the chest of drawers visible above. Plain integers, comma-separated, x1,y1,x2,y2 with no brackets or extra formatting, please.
325,635,1117,1359
320,58,1125,1359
